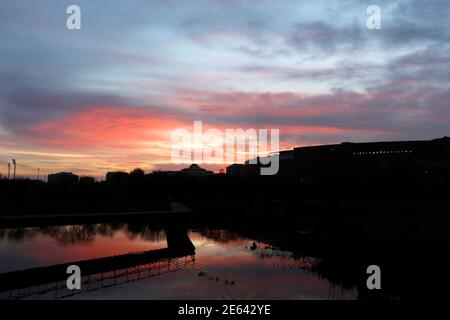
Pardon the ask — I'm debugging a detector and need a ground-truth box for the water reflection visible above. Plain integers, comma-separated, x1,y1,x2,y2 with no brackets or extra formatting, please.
0,223,357,300
0,223,166,246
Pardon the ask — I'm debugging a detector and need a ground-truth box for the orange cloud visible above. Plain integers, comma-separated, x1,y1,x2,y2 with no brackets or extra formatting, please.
28,107,185,151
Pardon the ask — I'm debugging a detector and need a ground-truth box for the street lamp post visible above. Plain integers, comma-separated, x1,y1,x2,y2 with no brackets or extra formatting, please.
12,159,16,180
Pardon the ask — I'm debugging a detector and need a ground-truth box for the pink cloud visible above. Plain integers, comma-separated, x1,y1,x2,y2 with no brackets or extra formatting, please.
26,106,187,151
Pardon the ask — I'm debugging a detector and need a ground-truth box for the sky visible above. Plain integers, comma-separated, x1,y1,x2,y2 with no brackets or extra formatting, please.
0,0,449,178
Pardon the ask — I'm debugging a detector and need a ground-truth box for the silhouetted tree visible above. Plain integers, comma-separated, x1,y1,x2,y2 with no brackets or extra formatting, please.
130,168,145,185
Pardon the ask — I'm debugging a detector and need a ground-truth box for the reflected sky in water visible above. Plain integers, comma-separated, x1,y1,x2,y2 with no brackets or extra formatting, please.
0,224,357,299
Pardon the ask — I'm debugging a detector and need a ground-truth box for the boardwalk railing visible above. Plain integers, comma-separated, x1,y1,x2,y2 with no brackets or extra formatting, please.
0,255,198,300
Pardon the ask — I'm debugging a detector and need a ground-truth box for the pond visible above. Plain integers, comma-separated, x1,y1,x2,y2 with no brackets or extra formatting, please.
0,223,357,300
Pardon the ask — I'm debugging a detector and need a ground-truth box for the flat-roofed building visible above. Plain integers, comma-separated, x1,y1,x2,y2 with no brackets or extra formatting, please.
106,171,130,184
48,172,79,185
292,137,450,187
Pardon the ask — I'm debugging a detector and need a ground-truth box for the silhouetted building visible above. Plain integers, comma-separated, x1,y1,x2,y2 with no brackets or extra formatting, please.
226,164,244,175
277,150,294,177
47,172,79,186
292,137,450,187
225,137,450,187
152,170,178,177
180,164,213,177
106,171,130,184
279,150,294,161
79,176,95,185
242,157,265,176
227,155,283,176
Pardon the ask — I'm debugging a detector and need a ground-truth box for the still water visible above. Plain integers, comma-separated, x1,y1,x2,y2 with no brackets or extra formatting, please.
0,223,357,299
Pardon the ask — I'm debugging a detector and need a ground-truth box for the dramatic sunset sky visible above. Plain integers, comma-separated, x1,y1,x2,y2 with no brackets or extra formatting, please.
0,0,449,178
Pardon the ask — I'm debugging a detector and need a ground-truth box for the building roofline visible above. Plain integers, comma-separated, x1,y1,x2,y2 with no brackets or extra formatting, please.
293,137,450,151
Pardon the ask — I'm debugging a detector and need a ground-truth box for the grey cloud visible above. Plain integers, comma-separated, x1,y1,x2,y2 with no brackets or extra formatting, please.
286,21,365,54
